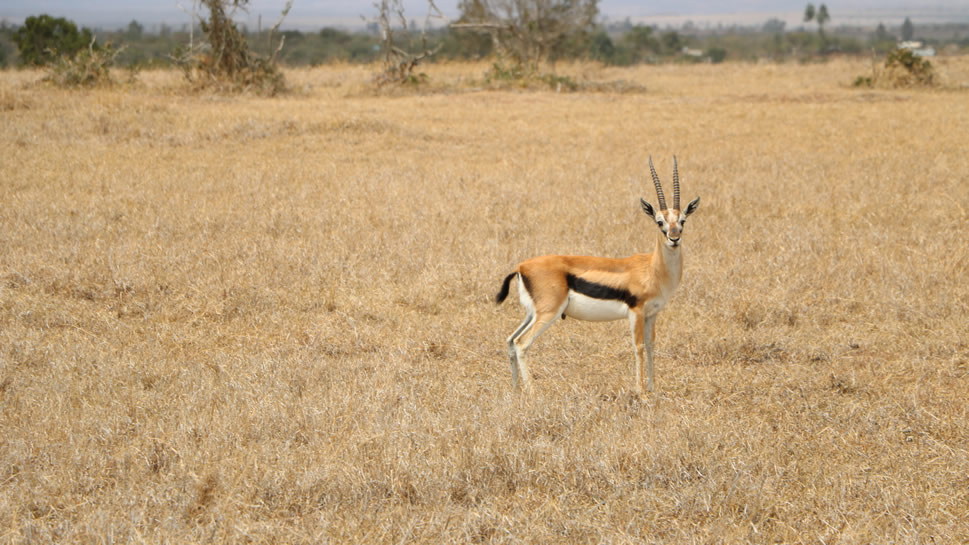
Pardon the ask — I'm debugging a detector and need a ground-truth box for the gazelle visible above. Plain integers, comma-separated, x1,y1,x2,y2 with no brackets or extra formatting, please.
495,157,699,395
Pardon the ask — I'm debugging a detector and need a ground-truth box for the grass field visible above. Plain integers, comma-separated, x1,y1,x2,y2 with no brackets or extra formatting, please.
2,58,969,543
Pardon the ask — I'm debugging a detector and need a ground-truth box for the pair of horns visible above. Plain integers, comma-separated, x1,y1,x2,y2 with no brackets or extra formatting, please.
648,156,680,211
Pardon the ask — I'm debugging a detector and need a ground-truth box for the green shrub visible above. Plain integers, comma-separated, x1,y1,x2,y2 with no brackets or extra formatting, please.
707,47,727,64
14,14,94,66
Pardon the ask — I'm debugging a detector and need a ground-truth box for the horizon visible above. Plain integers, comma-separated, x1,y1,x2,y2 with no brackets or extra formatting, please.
1,1,967,31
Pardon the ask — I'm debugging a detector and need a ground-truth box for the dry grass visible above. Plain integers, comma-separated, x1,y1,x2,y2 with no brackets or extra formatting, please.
2,57,969,543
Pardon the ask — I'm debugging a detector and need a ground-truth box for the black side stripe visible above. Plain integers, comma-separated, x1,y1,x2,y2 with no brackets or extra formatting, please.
566,274,638,308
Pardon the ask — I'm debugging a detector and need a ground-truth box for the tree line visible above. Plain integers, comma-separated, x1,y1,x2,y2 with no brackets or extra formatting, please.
1,3,966,70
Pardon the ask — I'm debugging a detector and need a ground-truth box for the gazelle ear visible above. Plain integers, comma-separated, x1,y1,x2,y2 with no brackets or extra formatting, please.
684,197,700,216
640,198,655,218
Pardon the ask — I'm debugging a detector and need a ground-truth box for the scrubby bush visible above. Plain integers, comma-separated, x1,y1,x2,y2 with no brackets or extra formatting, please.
45,39,122,88
854,47,936,89
481,61,580,92
174,0,289,95
882,47,935,86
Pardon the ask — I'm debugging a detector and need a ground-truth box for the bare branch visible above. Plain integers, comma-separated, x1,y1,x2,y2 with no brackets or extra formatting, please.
267,0,292,64
371,0,445,87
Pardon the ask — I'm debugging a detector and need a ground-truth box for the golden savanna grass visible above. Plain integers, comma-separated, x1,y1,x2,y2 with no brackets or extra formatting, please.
2,58,969,543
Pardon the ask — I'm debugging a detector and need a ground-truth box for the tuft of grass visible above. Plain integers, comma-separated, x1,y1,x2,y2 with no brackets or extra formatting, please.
483,62,582,92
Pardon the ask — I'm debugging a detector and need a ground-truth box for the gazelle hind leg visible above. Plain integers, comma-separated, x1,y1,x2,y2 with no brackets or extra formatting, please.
511,311,561,394
507,314,534,391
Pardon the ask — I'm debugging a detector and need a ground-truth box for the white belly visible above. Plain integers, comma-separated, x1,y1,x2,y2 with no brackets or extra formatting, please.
563,291,629,322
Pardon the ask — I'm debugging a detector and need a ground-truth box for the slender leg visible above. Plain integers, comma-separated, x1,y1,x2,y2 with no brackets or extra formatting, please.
628,311,646,395
507,314,533,391
511,312,560,394
644,314,658,392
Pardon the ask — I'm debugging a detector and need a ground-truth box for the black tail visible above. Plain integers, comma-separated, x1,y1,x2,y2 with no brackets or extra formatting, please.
495,273,516,304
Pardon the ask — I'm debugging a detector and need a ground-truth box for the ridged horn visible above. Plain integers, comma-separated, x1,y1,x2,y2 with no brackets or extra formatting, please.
648,156,667,211
672,155,680,210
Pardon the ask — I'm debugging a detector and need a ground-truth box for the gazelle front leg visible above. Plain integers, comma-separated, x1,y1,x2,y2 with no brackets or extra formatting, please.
644,314,658,392
628,310,646,395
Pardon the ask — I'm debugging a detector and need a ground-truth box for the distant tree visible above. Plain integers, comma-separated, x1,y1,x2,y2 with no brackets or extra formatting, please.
872,23,896,48
453,0,599,70
126,20,144,40
319,27,352,47
901,17,914,41
874,22,892,43
13,14,94,66
816,4,830,36
621,24,660,62
661,31,682,55
624,25,658,51
802,2,828,47
706,46,727,63
762,18,786,34
588,30,614,62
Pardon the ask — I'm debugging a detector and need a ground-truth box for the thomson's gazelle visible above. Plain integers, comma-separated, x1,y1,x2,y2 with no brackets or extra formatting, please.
495,157,700,395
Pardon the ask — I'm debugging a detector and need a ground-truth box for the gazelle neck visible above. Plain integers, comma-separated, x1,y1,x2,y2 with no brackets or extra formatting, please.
653,234,683,285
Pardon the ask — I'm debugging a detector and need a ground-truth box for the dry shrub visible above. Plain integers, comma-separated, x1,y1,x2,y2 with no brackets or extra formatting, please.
483,61,577,91
175,0,288,95
854,47,937,88
45,39,123,88
371,0,444,89
481,62,648,93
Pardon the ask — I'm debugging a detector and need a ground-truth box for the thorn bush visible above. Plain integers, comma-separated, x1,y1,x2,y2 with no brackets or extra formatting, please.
854,47,936,89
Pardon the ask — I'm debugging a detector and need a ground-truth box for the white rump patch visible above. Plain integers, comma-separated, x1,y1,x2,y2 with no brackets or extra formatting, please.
516,274,536,315
563,291,629,322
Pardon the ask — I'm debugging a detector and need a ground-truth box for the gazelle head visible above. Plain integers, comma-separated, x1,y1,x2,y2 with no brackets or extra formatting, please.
640,156,700,249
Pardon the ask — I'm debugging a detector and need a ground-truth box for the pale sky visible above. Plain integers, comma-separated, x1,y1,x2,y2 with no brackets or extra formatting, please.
1,1,967,30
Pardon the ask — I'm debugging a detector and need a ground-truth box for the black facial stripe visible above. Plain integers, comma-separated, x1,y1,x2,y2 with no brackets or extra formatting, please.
566,274,638,307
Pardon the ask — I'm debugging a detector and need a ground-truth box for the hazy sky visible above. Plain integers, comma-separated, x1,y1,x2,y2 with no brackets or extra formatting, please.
2,1,967,29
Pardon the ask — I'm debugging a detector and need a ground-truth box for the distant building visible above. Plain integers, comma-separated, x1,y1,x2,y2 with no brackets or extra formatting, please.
681,46,704,58
898,40,936,57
